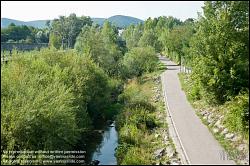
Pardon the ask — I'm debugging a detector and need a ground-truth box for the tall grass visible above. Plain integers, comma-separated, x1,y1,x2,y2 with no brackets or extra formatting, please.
115,74,160,165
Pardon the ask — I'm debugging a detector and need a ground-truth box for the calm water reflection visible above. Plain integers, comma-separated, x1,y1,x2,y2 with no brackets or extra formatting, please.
91,122,118,165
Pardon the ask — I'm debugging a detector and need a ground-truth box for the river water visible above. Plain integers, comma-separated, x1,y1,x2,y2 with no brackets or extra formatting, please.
85,121,118,165
91,122,118,165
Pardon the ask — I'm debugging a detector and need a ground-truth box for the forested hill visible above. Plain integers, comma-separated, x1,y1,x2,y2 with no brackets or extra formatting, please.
105,15,144,28
1,15,143,29
1,18,48,29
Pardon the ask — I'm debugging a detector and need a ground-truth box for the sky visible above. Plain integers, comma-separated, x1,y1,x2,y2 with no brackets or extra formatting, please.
1,1,204,21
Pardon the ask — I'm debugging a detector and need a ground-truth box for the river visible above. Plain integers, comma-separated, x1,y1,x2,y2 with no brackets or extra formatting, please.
85,121,118,165
92,122,118,165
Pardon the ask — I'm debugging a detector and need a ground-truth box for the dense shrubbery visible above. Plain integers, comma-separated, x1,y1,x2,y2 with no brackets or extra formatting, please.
1,49,114,153
120,147,152,165
1,15,161,164
115,77,159,165
188,1,249,104
1,23,49,44
74,22,123,77
224,90,249,136
121,46,158,78
48,13,93,49
121,24,143,50
178,73,201,101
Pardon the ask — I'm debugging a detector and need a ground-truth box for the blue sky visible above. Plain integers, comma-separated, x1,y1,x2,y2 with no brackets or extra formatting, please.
1,1,204,21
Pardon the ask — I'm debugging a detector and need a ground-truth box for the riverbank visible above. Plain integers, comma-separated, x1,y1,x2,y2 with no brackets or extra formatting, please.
115,65,181,165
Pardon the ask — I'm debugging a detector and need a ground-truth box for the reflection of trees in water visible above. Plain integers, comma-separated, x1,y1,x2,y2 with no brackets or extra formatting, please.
74,119,116,164
84,121,112,164
103,124,112,141
91,124,112,156
84,132,104,164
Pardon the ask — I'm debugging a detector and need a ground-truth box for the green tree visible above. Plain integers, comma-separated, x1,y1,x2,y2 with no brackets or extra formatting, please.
49,33,62,49
75,24,122,77
138,29,158,50
1,49,113,155
121,46,158,78
101,21,118,44
49,13,92,49
122,23,143,49
189,1,249,103
164,23,195,64
1,24,33,42
35,30,49,43
138,18,159,50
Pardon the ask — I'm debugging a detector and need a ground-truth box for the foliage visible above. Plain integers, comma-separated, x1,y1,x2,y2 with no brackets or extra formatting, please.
115,143,132,164
115,75,159,165
164,22,195,64
121,46,158,78
1,50,79,151
49,33,62,49
49,13,92,49
177,2,249,160
122,23,143,49
1,23,49,44
119,124,143,145
120,147,152,165
1,2,249,164
189,1,249,104
1,49,113,154
101,21,119,44
179,73,201,102
35,30,49,43
74,22,123,77
179,72,249,164
224,90,249,135
138,29,159,50
122,16,183,53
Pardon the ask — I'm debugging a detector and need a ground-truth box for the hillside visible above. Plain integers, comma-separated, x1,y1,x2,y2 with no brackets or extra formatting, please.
96,15,144,28
1,18,48,29
1,15,143,29
92,17,106,26
107,15,143,28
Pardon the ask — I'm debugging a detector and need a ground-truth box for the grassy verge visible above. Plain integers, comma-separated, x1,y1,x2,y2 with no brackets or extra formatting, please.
178,73,249,165
115,62,181,165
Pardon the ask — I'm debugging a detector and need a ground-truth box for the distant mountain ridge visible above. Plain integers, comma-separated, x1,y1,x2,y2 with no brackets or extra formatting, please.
1,18,48,29
1,15,144,29
106,15,143,28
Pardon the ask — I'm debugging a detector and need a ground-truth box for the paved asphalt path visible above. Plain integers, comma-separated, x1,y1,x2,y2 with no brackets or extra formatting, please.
160,56,235,165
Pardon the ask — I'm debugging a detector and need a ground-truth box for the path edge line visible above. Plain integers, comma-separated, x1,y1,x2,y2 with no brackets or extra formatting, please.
161,71,191,165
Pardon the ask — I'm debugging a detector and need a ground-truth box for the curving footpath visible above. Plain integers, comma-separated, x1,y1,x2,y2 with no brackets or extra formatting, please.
160,55,235,165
